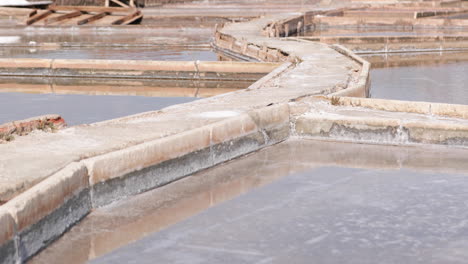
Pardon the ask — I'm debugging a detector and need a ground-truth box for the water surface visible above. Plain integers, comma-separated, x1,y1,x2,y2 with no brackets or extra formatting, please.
0,77,251,125
0,92,197,126
1,46,218,61
370,60,468,104
29,139,468,264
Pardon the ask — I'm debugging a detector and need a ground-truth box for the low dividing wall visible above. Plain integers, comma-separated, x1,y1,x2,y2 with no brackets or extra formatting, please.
0,59,279,80
0,11,363,263
0,103,290,262
299,35,468,53
4,7,468,264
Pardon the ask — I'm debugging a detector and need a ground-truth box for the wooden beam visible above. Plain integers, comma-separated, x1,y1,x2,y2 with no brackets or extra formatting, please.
29,9,37,17
122,13,142,25
111,10,141,25
110,0,129,8
26,10,53,25
48,5,134,13
77,12,110,25
44,10,82,25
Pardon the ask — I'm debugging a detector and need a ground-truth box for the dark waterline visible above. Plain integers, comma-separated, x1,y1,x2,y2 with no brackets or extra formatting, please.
0,92,197,125
369,61,468,104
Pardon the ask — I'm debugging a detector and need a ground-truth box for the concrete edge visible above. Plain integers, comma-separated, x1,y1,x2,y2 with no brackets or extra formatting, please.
85,103,290,207
0,59,280,80
6,8,468,262
0,103,290,261
329,96,468,120
1,162,90,263
293,111,468,148
328,44,371,97
296,35,468,54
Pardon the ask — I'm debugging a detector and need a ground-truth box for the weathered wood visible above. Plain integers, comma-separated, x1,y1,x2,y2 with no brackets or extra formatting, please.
45,10,82,24
77,11,109,25
122,13,142,25
48,5,134,13
54,0,106,6
111,10,140,25
29,9,37,17
26,10,53,25
110,0,129,8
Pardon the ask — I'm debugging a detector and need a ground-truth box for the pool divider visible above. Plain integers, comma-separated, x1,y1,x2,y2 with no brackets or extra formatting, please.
4,6,468,264
0,103,290,263
296,35,468,54
0,59,280,81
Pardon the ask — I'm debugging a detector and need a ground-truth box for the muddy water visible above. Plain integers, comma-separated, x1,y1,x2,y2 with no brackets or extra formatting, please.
367,53,468,104
0,77,251,125
29,139,468,264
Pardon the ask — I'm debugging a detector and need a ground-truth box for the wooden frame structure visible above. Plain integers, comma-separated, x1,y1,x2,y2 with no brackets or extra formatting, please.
105,0,135,8
25,5,142,25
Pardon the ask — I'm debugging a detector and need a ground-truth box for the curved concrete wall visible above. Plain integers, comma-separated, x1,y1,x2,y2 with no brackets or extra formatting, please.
4,6,468,264
0,10,364,263
0,59,279,80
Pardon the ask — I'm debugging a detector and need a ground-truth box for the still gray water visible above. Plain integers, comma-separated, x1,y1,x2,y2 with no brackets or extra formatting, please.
0,76,251,125
0,92,197,126
370,61,468,104
0,28,219,60
1,46,219,61
29,139,468,264
94,167,468,264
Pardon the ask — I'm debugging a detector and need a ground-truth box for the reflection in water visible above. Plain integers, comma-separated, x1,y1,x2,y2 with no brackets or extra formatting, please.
1,46,219,61
0,28,219,61
29,139,468,264
0,93,197,126
0,77,251,125
368,56,468,104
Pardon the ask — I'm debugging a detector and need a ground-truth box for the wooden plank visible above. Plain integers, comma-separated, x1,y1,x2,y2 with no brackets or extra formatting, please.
122,14,142,25
26,10,53,25
48,5,134,13
111,10,141,25
44,10,82,25
29,9,37,17
111,0,129,8
77,12,109,25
